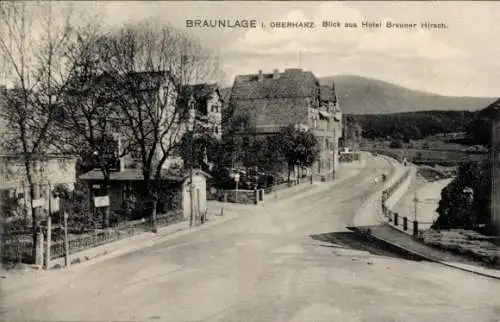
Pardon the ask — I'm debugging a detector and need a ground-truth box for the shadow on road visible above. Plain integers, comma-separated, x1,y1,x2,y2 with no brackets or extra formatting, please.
309,231,428,262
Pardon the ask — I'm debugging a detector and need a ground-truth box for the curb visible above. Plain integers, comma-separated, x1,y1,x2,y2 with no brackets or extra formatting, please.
48,212,239,271
361,226,500,281
350,157,500,281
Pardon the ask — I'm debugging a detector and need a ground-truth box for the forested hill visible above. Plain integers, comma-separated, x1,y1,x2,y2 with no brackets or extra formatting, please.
320,75,496,115
347,110,476,140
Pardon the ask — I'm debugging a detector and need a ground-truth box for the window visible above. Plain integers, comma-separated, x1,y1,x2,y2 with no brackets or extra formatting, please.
211,104,219,113
214,126,219,135
123,182,134,200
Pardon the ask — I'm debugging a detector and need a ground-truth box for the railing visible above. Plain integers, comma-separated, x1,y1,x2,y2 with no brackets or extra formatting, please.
1,209,184,264
380,165,429,236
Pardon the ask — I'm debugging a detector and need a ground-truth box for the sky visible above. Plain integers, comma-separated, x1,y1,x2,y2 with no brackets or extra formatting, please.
12,1,500,97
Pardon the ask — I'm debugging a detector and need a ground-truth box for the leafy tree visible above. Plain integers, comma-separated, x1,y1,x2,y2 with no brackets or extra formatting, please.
279,125,319,182
177,130,221,171
434,160,493,232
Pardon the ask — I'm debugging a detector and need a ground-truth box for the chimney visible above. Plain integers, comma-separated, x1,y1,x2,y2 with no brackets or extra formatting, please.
273,69,280,79
258,70,263,82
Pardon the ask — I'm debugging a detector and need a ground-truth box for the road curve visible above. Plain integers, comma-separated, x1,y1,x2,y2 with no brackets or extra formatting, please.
3,155,499,322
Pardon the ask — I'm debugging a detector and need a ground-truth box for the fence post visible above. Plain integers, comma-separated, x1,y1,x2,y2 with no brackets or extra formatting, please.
64,212,69,267
259,189,264,201
403,217,408,231
45,216,51,270
394,213,399,226
310,174,313,184
254,189,259,205
35,230,44,267
413,220,418,236
220,207,224,217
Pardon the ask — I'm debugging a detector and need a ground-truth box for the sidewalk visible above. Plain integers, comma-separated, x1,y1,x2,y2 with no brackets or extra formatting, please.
351,161,500,280
352,156,409,226
1,204,243,277
357,225,500,280
4,160,367,276
0,205,248,296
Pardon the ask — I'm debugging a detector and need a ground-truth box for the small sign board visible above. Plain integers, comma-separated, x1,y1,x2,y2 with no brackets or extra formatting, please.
94,195,110,208
32,198,45,208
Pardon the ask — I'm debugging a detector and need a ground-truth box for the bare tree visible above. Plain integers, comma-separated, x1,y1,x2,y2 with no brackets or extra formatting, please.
0,1,77,261
98,20,223,231
55,20,125,228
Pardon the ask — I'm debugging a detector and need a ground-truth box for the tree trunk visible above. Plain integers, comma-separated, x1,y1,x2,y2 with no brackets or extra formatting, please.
287,164,291,186
29,184,38,263
150,191,158,233
24,159,38,264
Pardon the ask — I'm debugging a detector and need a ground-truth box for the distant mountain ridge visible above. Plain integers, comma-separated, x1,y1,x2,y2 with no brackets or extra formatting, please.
320,75,497,115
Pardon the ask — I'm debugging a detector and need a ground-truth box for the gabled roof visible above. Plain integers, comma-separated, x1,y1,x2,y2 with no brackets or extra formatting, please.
231,68,319,101
477,98,500,120
181,84,219,102
124,70,172,92
68,70,172,95
79,168,212,182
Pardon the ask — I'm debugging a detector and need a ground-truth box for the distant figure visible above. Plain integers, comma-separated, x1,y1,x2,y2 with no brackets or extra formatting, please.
382,174,387,182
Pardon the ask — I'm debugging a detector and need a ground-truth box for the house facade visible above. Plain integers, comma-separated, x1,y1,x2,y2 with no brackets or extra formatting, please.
227,68,342,178
74,72,220,218
0,86,77,219
79,168,210,221
490,100,500,234
181,84,223,140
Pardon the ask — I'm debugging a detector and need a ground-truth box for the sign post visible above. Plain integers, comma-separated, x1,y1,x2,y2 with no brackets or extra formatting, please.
64,212,69,267
45,215,51,270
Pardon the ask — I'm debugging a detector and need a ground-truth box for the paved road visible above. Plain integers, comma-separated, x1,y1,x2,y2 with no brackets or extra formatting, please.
3,155,500,322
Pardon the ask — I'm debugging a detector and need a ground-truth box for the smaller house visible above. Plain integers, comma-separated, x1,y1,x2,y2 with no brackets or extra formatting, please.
180,84,223,140
79,168,211,221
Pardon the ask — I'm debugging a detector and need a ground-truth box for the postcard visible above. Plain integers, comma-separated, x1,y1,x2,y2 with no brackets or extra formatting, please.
1,1,499,321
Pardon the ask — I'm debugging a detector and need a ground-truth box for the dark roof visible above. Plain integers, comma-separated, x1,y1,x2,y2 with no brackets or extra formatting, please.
181,84,218,101
178,83,221,115
477,98,500,120
231,68,319,101
79,168,212,182
123,71,172,93
320,85,335,101
219,88,232,108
